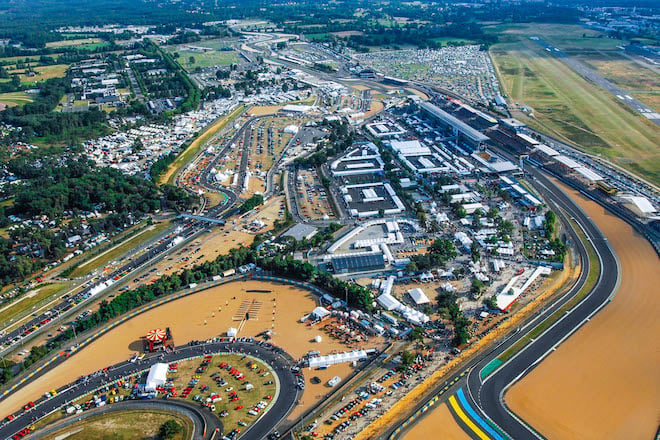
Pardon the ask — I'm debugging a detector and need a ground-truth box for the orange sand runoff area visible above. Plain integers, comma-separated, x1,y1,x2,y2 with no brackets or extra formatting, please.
401,402,471,440
0,280,380,416
507,184,660,439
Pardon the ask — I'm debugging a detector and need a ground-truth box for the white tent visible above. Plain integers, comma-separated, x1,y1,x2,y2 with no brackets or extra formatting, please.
227,328,238,337
408,288,430,305
376,293,401,311
308,350,368,368
145,363,168,391
311,307,331,320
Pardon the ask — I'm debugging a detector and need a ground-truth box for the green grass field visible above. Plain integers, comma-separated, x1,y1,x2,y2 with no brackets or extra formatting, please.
7,64,69,85
174,49,239,70
489,23,660,186
0,91,33,107
68,221,171,278
45,38,104,49
430,37,477,46
0,283,71,329
41,410,190,440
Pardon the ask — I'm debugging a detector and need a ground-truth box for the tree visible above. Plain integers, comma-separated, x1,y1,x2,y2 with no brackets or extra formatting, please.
471,278,486,296
400,350,415,367
470,242,481,263
159,419,182,439
405,261,418,273
411,326,425,342
484,295,498,310
188,56,196,65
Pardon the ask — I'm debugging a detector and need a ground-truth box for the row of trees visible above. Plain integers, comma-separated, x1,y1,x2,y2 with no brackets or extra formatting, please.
42,244,373,369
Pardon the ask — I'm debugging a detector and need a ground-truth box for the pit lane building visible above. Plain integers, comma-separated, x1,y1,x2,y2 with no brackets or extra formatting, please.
418,100,490,150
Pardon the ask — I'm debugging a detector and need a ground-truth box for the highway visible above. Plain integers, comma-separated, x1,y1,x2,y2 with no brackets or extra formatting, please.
0,340,300,440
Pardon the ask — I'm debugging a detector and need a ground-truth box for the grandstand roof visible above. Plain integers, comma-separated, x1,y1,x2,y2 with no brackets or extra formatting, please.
420,101,489,143
332,253,385,273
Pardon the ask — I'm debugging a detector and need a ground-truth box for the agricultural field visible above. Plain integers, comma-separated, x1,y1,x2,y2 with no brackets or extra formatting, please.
489,23,660,185
8,64,69,85
0,92,33,108
45,38,106,50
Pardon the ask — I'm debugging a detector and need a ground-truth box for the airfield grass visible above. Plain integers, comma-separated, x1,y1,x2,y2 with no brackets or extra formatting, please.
160,104,245,186
0,282,71,329
41,410,191,440
633,92,660,112
489,25,660,186
0,92,33,107
572,51,660,94
68,221,171,279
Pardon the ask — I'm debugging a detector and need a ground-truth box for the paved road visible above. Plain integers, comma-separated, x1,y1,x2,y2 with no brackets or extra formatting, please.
531,37,660,125
28,400,212,440
464,165,619,439
386,161,620,440
0,340,300,440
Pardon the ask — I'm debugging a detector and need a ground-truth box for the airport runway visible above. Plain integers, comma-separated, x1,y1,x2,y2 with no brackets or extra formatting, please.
0,340,300,440
531,37,660,125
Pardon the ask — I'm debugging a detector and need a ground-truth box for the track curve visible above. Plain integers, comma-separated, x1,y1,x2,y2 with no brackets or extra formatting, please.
0,340,300,440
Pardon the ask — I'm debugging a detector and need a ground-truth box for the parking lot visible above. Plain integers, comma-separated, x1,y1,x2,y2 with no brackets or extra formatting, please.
295,170,336,221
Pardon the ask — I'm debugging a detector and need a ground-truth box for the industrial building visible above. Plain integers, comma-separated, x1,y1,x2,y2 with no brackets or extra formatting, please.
283,223,319,241
340,182,405,218
331,253,386,273
365,120,406,139
330,143,385,177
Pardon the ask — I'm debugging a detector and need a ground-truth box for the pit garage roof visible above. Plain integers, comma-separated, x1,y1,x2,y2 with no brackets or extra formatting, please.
534,144,560,157
574,166,603,182
554,155,581,169
622,195,657,214
332,253,385,273
420,101,489,143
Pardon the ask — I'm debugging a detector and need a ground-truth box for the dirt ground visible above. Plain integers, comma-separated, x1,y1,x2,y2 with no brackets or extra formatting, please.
247,106,283,116
0,280,383,416
507,184,660,440
401,402,471,440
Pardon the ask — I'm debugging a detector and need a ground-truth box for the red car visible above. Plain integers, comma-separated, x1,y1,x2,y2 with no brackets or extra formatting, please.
235,405,243,410
23,402,34,411
230,396,239,401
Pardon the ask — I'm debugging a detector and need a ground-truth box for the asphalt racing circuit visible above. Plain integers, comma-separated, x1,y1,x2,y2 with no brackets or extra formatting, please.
388,163,621,440
0,340,300,440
